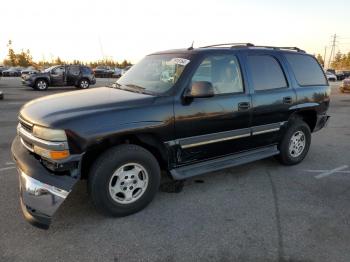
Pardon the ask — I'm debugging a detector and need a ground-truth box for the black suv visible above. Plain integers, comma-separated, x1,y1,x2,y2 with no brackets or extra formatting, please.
12,44,330,228
22,65,96,90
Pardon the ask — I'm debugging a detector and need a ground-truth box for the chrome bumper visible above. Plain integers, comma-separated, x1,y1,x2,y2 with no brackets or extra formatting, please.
19,169,70,229
12,136,80,229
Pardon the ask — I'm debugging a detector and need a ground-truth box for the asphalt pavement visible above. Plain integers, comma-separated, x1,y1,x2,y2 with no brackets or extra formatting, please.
0,77,350,262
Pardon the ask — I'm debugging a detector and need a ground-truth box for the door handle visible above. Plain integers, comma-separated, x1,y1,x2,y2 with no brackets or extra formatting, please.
238,102,250,111
283,96,292,104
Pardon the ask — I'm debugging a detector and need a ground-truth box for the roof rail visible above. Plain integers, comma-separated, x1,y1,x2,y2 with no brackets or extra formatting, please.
251,46,306,53
200,43,255,48
199,43,306,53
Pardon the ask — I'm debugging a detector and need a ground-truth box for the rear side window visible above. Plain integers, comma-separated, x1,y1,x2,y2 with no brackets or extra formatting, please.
247,55,287,91
284,54,327,86
82,67,93,74
68,66,80,75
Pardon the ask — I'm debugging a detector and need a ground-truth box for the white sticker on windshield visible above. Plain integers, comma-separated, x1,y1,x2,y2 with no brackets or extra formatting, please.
169,58,191,66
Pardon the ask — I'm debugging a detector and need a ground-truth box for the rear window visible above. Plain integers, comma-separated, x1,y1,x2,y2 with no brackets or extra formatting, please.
284,54,327,86
247,55,287,91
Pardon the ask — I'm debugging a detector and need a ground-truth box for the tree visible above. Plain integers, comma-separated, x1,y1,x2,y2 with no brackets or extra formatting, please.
316,54,324,67
6,40,17,66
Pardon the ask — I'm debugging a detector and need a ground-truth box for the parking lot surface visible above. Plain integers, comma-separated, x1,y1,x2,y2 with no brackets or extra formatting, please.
0,77,350,262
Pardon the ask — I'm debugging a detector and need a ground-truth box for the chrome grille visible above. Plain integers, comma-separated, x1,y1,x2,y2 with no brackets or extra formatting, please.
19,116,33,133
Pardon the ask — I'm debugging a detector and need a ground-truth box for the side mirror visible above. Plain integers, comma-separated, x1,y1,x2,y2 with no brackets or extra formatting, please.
185,81,214,98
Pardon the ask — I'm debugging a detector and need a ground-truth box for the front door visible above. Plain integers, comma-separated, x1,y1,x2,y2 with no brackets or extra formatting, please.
174,53,252,165
50,66,66,86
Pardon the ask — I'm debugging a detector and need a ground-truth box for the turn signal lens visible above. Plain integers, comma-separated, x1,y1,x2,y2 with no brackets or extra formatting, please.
50,150,70,160
34,145,70,160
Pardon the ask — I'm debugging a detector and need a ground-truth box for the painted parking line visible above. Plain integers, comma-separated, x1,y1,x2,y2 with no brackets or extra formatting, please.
0,166,16,172
313,165,349,179
5,162,14,165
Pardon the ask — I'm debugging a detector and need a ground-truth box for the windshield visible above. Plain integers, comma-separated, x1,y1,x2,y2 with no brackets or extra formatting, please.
116,54,191,95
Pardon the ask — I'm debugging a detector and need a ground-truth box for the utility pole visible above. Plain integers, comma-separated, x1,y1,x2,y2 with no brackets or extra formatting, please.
328,34,337,69
323,46,327,68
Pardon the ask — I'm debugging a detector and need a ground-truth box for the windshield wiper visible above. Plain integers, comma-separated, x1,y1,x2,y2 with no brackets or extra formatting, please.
124,84,149,94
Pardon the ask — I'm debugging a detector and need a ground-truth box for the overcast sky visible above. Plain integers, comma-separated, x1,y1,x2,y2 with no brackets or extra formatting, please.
1,0,349,64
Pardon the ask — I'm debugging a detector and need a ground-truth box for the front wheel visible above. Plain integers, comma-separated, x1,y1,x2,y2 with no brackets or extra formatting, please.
88,144,161,217
276,119,311,165
35,79,48,90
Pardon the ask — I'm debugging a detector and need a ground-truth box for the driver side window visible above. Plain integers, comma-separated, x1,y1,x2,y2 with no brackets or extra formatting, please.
192,55,244,94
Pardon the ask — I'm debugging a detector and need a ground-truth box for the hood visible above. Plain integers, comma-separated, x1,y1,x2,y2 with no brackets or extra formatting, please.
20,87,155,127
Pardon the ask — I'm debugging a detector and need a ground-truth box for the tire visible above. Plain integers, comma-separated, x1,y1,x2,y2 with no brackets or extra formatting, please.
35,79,48,91
276,119,311,165
88,144,161,217
78,78,90,89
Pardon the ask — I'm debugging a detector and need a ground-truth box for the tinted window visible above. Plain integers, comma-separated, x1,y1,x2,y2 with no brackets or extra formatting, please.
285,54,327,86
247,55,287,91
82,67,92,74
68,66,80,75
192,55,244,94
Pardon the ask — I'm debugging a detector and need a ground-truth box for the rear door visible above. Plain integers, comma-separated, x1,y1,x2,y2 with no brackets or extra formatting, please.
243,51,296,148
173,52,252,164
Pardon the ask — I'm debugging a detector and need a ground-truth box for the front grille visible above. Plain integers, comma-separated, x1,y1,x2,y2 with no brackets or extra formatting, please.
19,116,33,133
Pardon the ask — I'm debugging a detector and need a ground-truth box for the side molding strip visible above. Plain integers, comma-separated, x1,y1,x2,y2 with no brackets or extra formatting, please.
166,122,287,149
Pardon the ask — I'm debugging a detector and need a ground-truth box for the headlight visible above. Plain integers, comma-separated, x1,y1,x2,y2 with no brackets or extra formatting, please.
33,126,67,141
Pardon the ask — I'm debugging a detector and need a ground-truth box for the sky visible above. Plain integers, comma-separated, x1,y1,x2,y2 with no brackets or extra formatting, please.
1,0,350,64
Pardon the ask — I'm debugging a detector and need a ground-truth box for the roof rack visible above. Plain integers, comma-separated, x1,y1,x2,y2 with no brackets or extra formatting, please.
200,43,305,53
200,43,255,48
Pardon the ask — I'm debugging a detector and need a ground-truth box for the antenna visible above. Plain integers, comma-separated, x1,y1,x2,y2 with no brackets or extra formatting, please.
188,41,194,50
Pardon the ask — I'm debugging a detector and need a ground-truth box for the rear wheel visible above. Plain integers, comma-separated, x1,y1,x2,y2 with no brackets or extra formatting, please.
35,79,48,90
88,144,161,217
276,119,311,165
78,79,90,89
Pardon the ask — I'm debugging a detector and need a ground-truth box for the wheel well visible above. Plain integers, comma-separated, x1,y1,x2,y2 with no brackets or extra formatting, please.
80,134,168,179
35,78,48,84
291,110,317,132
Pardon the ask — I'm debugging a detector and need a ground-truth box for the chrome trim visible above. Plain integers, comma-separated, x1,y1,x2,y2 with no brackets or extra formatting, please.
20,137,34,152
18,116,33,127
182,133,250,149
252,127,280,136
166,121,286,149
19,170,70,217
17,125,68,151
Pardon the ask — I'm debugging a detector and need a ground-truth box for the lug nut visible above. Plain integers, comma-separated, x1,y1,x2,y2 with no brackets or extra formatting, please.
129,186,133,190
133,180,137,184
125,176,128,179
123,187,127,191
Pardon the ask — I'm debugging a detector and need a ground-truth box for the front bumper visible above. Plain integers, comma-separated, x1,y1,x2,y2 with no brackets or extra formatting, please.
21,79,34,87
12,136,80,229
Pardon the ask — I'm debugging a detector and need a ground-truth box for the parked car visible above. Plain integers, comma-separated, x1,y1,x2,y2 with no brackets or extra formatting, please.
93,66,114,78
2,67,23,76
12,44,330,228
112,67,122,78
336,70,350,81
21,66,39,76
325,71,337,81
340,78,350,93
21,65,96,90
0,66,8,74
